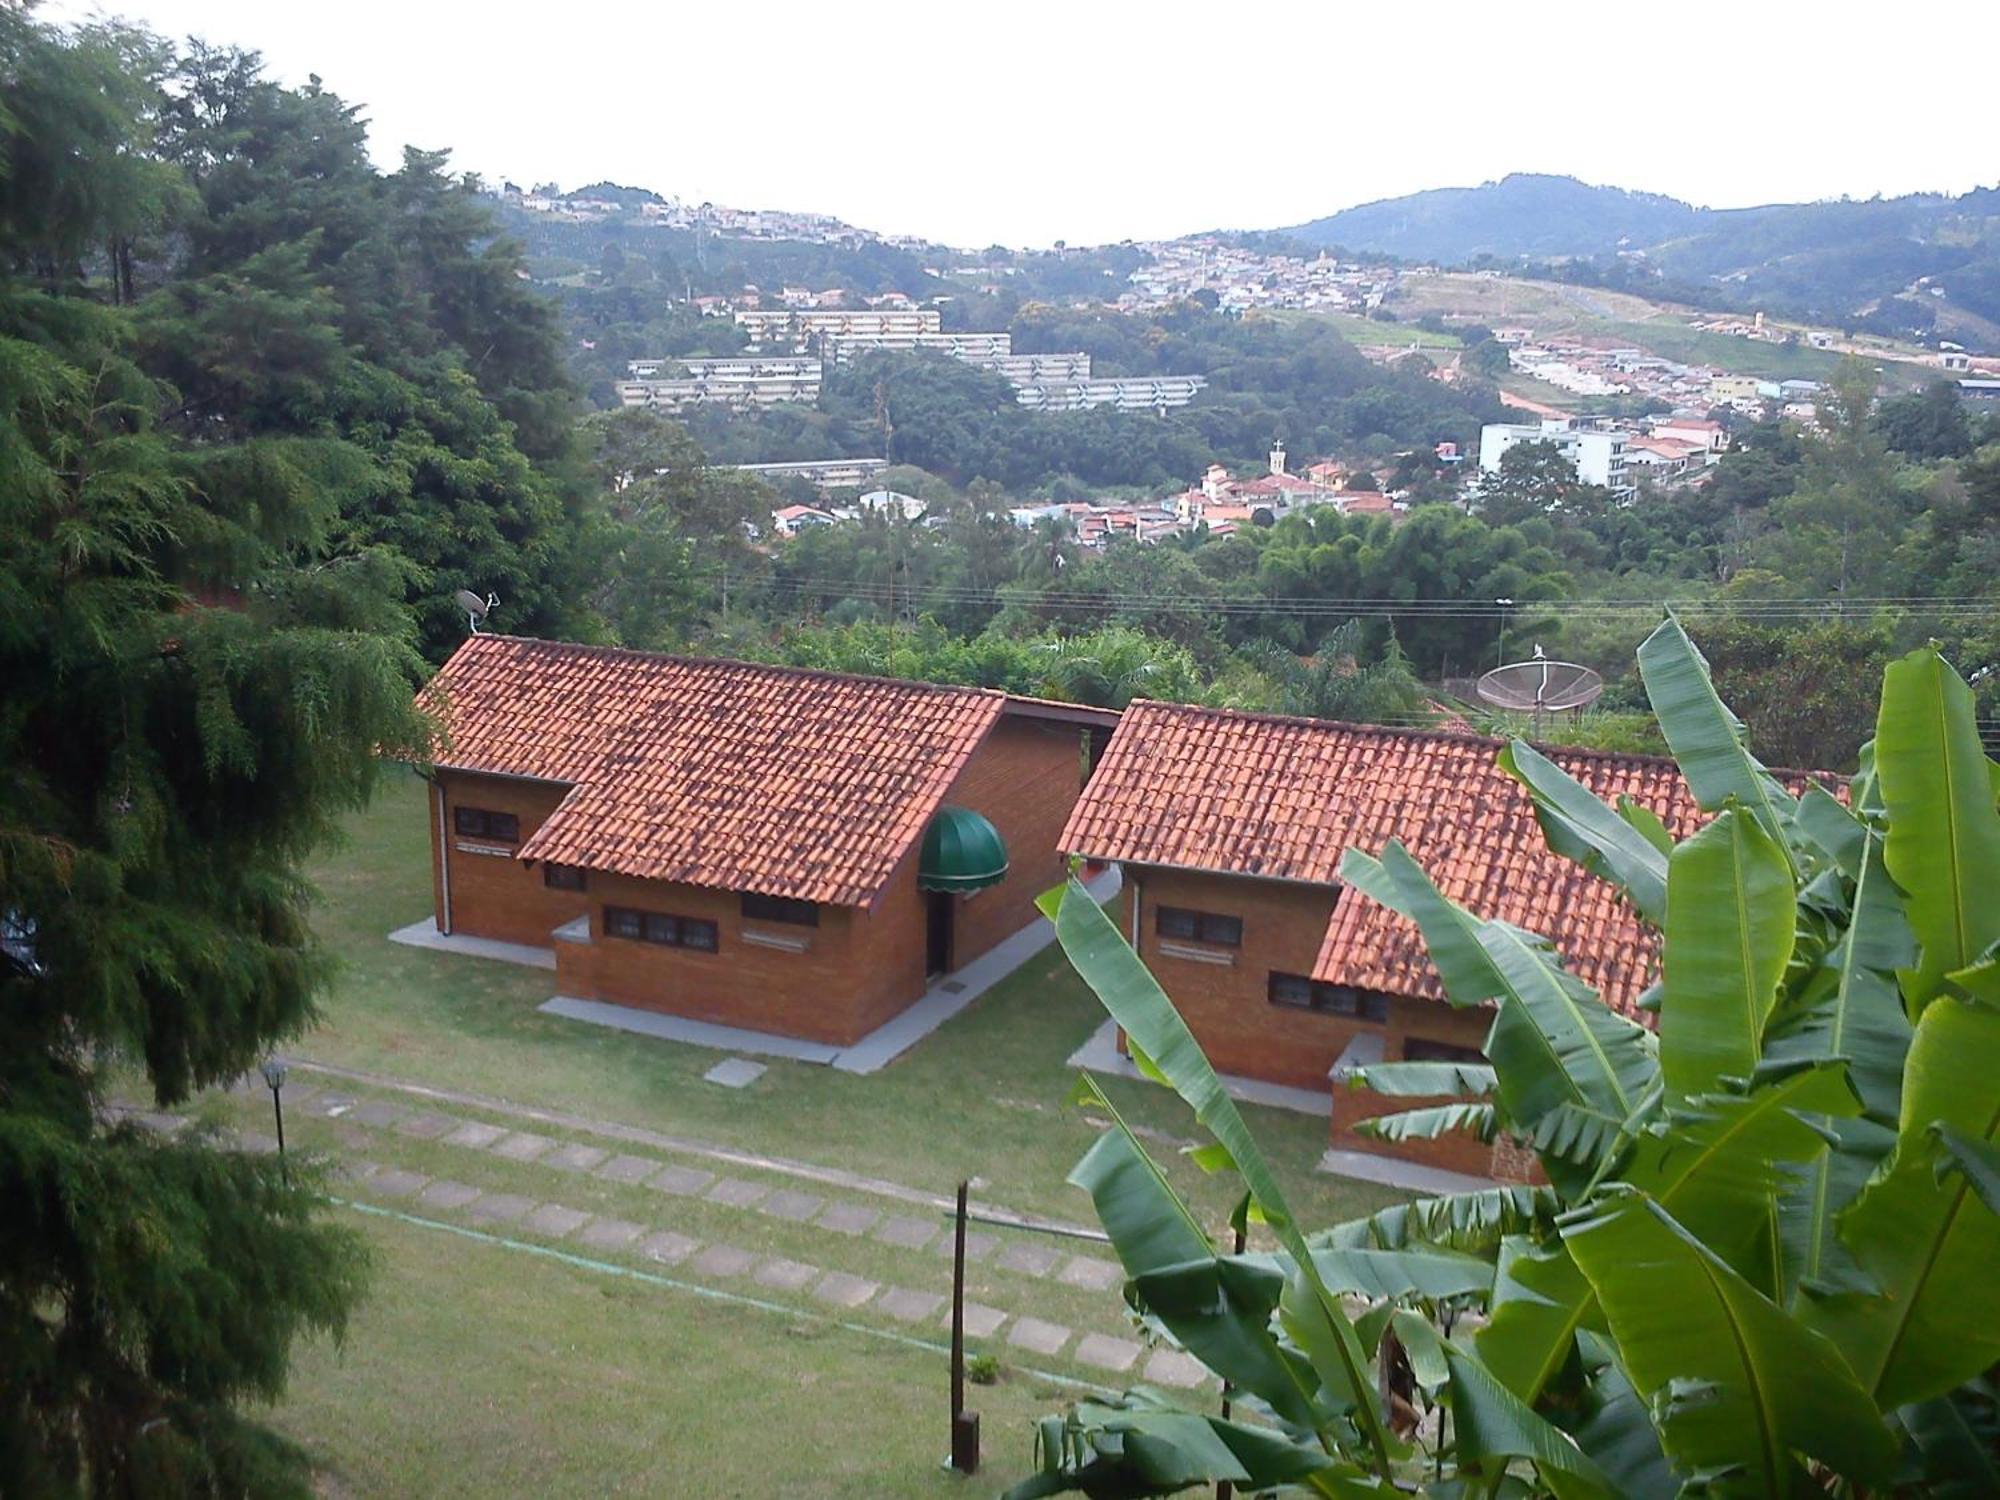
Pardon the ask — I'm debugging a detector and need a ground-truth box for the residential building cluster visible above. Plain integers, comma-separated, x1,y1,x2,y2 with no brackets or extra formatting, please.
417,632,1827,1181
615,357,823,411
1477,413,1729,497
1117,238,1394,314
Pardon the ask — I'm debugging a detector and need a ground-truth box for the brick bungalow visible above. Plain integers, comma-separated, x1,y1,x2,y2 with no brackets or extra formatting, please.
1059,699,1723,1180
420,635,1113,1048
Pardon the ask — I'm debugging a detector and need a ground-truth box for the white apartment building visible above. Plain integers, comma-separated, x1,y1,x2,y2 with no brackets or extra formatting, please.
819,331,1014,363
627,357,820,380
1478,420,1634,497
732,458,889,489
616,358,823,411
735,308,942,346
1013,376,1208,412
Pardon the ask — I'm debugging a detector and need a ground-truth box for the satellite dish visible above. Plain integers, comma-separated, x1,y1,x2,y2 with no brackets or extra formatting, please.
1476,647,1603,734
455,589,498,634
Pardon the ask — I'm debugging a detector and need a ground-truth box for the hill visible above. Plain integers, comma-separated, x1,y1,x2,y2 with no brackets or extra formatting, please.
1286,174,2000,346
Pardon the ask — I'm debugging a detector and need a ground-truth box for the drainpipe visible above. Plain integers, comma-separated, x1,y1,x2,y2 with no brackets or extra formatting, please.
434,778,453,936
1128,869,1141,950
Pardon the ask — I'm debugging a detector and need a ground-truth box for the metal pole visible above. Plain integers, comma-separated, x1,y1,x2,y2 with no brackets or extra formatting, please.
1215,1218,1248,1500
271,1083,288,1189
949,1179,979,1473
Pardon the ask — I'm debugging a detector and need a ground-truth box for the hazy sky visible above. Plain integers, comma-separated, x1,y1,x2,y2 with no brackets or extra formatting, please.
49,0,2000,247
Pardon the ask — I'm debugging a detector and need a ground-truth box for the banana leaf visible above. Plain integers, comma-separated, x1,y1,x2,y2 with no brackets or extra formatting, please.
1500,738,1669,924
1565,1329,1677,1500
1564,1189,1898,1495
1636,615,1799,867
1444,1344,1613,1498
1900,1380,2000,1500
1323,1185,1559,1255
1049,878,1393,1469
1874,645,2000,1011
1477,1236,1601,1400
1339,843,1505,1006
1659,807,1796,1103
1008,1395,1336,1500
1816,993,2000,1407
1342,1059,1496,1098
1355,1102,1496,1146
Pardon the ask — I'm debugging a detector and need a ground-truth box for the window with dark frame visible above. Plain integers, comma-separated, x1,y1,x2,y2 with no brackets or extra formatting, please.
542,863,587,892
1266,971,1390,1021
741,892,819,927
453,806,520,842
602,905,718,952
1155,906,1242,947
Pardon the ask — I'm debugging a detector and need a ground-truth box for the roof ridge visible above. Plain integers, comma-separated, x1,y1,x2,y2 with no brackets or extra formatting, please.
1120,696,1708,775
469,634,1008,702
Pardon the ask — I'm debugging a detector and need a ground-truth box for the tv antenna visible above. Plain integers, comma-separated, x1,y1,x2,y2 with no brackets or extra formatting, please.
1475,646,1603,738
455,589,499,634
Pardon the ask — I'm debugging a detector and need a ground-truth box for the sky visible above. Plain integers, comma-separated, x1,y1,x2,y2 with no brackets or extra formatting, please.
47,0,2000,248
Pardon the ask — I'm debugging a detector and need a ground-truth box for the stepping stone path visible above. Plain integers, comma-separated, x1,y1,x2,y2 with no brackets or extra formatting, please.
692,1243,756,1278
937,1230,999,1263
877,1287,945,1323
704,1057,767,1088
337,1158,379,1183
817,1202,880,1236
465,1192,535,1224
576,1217,644,1251
707,1177,769,1208
1057,1256,1124,1291
994,1242,1063,1278
636,1231,699,1265
522,1203,592,1238
760,1189,825,1222
1007,1317,1071,1356
594,1153,659,1184
812,1272,878,1309
873,1215,938,1250
396,1111,457,1139
1143,1349,1210,1389
350,1099,407,1128
646,1164,714,1196
754,1258,820,1291
488,1131,554,1162
367,1167,427,1198
542,1142,609,1173
954,1302,1007,1339
442,1121,509,1150
310,1093,359,1117
1073,1333,1142,1373
417,1180,481,1211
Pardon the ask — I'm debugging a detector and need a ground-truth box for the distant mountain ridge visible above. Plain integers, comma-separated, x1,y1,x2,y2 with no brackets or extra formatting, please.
1284,173,2000,342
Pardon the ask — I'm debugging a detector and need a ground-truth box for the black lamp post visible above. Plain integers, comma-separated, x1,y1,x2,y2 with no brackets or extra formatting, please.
261,1058,289,1187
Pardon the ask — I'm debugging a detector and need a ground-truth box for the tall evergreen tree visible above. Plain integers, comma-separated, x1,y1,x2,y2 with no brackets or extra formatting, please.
1,15,429,1493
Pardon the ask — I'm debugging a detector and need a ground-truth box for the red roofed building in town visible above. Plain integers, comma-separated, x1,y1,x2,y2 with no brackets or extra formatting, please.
421,636,1112,1047
1059,699,1825,1178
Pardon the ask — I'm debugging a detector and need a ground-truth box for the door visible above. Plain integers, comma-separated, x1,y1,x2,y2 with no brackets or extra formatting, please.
925,891,953,977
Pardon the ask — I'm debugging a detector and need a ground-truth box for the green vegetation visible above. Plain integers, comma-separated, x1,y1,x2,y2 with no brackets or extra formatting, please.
1014,623,2000,1497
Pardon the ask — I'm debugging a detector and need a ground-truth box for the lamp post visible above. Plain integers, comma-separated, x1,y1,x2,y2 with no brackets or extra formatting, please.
261,1058,289,1187
1495,597,1515,668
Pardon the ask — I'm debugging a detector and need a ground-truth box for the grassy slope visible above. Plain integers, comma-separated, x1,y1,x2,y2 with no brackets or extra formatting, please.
260,770,1404,1491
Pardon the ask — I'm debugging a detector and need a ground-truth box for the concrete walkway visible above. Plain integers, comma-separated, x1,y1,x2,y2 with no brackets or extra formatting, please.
1317,1148,1500,1195
1068,1019,1333,1116
538,866,1123,1075
387,921,556,972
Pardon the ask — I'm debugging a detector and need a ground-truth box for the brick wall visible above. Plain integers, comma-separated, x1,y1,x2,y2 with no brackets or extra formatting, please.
432,771,588,945
1121,864,1498,1175
942,716,1089,966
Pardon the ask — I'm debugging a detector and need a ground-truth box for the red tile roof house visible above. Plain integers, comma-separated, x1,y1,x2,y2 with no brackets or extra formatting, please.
1059,700,1796,1182
419,636,1114,1053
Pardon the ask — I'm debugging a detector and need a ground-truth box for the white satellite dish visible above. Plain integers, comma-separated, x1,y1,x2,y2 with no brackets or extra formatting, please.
455,589,498,634
1476,646,1603,736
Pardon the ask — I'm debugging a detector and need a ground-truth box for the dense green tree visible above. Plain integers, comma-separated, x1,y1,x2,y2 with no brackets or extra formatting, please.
0,16,431,1492
1873,378,1974,460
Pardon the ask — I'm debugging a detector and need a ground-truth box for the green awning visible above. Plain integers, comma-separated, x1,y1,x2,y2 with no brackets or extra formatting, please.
918,806,1008,893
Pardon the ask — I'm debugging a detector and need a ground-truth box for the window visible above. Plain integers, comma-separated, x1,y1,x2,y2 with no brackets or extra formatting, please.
1156,907,1242,947
543,864,587,892
453,806,520,842
603,906,718,952
1403,1037,1485,1065
1267,972,1389,1021
741,892,819,927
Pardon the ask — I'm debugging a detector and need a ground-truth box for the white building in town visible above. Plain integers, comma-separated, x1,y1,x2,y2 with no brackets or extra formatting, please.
736,308,942,346
1014,376,1208,412
616,358,823,411
1478,420,1634,497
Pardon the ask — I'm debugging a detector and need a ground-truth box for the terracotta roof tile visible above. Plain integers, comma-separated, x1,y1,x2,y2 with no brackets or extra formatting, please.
422,636,1005,906
1060,699,1829,1017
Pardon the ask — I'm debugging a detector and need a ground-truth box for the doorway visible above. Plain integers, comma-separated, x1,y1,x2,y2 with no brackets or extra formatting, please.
925,891,953,978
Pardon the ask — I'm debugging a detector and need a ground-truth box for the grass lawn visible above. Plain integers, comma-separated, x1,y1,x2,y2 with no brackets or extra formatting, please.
240,769,1407,1491
1301,309,1461,349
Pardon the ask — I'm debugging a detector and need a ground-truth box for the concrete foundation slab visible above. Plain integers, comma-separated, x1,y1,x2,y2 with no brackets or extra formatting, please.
388,920,556,971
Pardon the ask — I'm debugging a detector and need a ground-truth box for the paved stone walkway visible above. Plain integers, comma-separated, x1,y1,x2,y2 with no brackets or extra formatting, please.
260,1068,1218,1389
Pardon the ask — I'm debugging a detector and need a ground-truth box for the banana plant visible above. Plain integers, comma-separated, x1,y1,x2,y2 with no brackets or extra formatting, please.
1007,620,2000,1499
